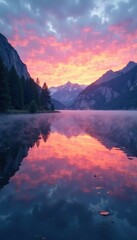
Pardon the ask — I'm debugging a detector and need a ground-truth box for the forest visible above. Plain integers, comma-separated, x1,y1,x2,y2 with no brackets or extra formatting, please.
0,57,54,113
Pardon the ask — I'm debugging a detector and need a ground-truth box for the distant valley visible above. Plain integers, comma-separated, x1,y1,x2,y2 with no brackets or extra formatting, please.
50,61,137,110
1,32,137,111
50,81,87,108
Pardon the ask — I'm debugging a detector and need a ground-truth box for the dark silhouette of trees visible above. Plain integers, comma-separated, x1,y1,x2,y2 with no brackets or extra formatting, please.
0,57,10,112
40,82,52,110
0,57,54,113
8,66,24,109
24,78,40,108
29,100,37,113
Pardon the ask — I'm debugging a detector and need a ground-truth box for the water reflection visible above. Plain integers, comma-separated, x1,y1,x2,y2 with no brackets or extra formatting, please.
0,114,51,189
0,111,137,240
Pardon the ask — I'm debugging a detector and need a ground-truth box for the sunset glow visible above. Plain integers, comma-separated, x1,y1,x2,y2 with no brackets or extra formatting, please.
12,131,137,195
0,0,137,86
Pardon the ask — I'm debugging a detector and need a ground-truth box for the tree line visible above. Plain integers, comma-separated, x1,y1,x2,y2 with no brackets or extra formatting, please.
0,57,54,112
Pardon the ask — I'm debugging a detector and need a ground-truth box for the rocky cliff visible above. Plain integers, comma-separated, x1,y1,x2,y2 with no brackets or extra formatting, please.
0,33,30,79
73,63,137,110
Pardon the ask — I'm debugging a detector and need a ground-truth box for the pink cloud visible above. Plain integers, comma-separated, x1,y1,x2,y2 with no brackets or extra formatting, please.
7,19,137,87
82,27,92,33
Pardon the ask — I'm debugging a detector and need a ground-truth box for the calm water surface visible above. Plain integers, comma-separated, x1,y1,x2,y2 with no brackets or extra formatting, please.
0,111,137,240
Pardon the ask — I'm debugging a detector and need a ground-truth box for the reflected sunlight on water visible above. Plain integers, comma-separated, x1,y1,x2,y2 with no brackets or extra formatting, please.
0,111,137,240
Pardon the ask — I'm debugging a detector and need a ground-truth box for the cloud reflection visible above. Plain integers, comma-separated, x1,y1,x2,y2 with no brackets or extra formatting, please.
0,111,137,240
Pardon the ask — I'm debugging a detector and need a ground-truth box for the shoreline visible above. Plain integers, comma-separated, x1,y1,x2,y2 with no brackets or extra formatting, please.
0,110,60,115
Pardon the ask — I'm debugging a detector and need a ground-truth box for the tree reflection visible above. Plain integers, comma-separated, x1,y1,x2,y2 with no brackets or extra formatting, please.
0,115,51,189
0,111,137,240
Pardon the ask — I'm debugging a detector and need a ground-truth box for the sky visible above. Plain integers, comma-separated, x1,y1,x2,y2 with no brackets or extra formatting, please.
0,0,137,87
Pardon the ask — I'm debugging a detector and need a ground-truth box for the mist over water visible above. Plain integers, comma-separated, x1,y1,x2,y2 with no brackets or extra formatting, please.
0,111,137,240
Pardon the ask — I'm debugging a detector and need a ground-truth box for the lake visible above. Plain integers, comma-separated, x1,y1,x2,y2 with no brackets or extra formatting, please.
0,111,137,240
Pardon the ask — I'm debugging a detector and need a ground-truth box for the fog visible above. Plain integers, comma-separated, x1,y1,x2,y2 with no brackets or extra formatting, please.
0,111,137,157
0,111,137,240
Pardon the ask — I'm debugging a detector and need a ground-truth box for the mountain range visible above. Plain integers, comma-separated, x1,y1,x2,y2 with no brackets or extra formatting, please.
1,32,137,111
72,61,137,110
50,61,137,110
50,81,86,107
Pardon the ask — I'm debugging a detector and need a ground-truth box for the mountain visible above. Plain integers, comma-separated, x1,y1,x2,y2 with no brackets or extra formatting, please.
50,81,87,106
117,61,137,74
94,70,120,85
52,98,66,110
0,33,30,79
73,62,137,110
0,33,54,112
90,61,137,86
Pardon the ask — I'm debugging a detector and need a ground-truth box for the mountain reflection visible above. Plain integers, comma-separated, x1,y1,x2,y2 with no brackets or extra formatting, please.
0,114,51,189
51,111,137,158
0,111,137,240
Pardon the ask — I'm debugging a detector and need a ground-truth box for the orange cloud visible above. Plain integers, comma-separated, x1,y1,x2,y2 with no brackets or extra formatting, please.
8,26,137,87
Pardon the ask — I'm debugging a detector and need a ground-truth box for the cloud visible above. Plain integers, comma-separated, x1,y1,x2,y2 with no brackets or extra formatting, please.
0,0,137,86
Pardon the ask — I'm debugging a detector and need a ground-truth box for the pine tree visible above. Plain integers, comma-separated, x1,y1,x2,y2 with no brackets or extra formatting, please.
34,82,40,107
40,82,52,110
35,78,41,107
8,66,24,109
29,100,37,113
24,78,40,108
36,77,40,86
0,57,10,112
